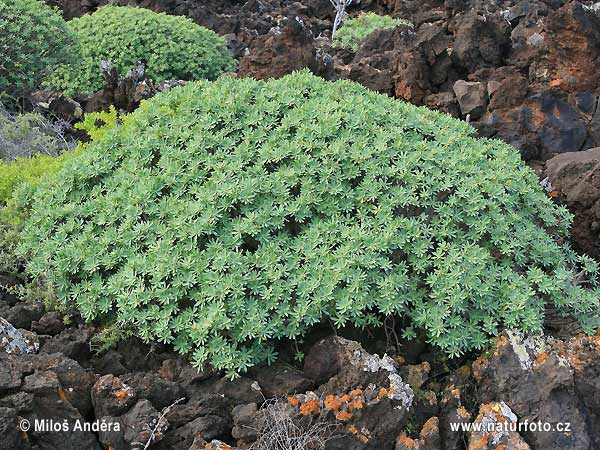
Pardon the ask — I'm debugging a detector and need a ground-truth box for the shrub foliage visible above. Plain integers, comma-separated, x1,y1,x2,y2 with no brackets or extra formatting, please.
0,104,75,161
0,0,79,96
0,119,82,310
333,13,411,51
46,5,236,96
19,72,600,375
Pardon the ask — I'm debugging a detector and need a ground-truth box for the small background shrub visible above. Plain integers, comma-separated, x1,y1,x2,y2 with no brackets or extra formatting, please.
249,398,336,450
333,13,412,51
46,5,236,96
0,103,78,223
0,0,79,98
0,104,75,161
19,71,600,377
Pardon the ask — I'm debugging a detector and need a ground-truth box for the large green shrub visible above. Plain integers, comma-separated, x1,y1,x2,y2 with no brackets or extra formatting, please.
46,6,236,96
333,13,412,51
19,71,600,376
0,0,79,97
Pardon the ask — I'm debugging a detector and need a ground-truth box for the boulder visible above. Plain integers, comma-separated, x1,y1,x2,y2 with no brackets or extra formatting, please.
31,312,65,336
253,363,314,397
11,358,101,450
453,80,488,119
467,402,531,450
300,336,414,450
451,9,511,72
472,330,600,449
5,303,44,330
238,18,320,80
91,374,137,418
544,148,600,258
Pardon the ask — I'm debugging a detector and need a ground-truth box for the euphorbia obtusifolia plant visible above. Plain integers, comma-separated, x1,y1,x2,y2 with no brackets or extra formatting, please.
19,71,600,377
0,0,79,97
46,5,236,96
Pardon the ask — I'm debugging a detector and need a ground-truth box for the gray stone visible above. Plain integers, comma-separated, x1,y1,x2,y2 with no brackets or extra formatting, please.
0,318,39,355
453,80,489,119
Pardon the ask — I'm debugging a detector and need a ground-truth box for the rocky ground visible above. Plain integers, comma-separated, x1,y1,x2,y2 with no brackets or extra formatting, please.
1,294,600,449
4,0,600,449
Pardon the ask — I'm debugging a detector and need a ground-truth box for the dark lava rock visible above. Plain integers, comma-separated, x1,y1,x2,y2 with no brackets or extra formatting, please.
472,330,600,449
252,363,314,397
238,18,321,80
120,371,186,410
544,148,600,259
91,374,137,418
31,312,65,336
5,303,44,330
0,407,30,450
41,327,93,363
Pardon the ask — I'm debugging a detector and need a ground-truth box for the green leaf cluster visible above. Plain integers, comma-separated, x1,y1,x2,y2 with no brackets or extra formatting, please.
45,6,236,96
74,105,120,141
19,71,600,376
0,149,82,225
333,12,412,52
0,0,79,97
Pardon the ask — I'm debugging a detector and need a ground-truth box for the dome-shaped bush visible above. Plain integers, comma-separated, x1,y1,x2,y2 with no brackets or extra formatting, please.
0,0,79,96
46,6,236,96
19,72,600,376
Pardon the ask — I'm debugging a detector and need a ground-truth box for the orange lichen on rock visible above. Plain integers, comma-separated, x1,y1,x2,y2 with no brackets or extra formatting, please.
58,389,67,402
535,351,548,367
349,397,363,411
114,390,128,401
457,406,471,419
567,351,583,370
335,410,353,421
377,386,397,400
324,394,341,411
300,399,319,416
421,416,438,435
350,388,363,397
469,434,489,450
358,433,369,443
497,333,508,348
287,396,300,407
397,433,418,448
471,357,489,378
